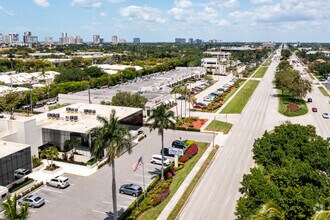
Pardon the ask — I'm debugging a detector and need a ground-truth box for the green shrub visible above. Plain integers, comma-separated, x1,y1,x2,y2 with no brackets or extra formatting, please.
32,155,42,168
97,158,109,169
9,178,34,193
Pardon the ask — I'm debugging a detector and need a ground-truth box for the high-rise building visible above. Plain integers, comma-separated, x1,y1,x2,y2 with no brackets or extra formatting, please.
59,32,69,44
93,35,100,44
8,33,19,44
188,38,194,44
45,37,54,45
0,34,3,44
112,35,118,45
99,37,104,44
133,37,140,44
23,31,38,44
175,38,186,44
195,39,203,44
118,39,126,44
69,35,83,44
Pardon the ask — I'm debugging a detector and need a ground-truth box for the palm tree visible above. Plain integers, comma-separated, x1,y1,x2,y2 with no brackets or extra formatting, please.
147,104,175,180
88,109,132,220
171,85,180,118
251,201,285,220
0,194,29,220
187,96,197,118
312,210,330,220
40,146,59,169
180,85,190,118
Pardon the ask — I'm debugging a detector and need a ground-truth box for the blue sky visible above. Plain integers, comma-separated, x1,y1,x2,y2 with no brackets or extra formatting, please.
0,0,329,42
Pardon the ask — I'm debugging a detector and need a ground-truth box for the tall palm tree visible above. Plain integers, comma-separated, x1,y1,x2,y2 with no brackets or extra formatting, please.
187,96,197,118
88,109,132,220
147,104,175,180
0,194,29,220
180,85,190,118
171,85,180,118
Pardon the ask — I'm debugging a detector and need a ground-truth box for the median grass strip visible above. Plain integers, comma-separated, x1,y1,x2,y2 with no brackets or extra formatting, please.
167,145,219,220
223,79,246,103
262,59,271,66
318,86,330,97
252,66,268,78
138,142,210,220
204,120,233,134
221,80,260,114
278,92,308,117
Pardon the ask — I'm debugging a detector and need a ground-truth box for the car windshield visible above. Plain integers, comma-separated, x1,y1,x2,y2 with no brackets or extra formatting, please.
34,197,41,202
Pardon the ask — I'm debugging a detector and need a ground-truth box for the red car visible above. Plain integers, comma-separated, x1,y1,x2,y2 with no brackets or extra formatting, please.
312,107,317,112
193,105,203,109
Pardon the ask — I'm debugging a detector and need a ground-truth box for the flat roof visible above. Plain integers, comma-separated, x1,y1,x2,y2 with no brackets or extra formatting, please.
0,141,30,158
34,103,142,133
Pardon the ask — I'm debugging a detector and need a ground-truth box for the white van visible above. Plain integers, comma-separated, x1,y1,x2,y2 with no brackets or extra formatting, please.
151,154,171,166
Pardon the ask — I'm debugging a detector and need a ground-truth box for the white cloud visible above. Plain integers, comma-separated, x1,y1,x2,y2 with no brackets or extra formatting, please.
168,7,193,21
107,0,126,3
32,0,49,8
99,12,107,17
250,0,272,4
71,0,101,8
119,6,167,24
174,0,193,8
0,6,14,16
209,0,239,8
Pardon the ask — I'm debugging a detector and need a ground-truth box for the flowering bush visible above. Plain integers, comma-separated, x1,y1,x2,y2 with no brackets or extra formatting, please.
179,144,199,163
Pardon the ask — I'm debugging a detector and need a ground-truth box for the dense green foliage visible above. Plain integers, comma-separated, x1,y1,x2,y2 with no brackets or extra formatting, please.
231,49,271,63
105,91,147,108
236,123,330,220
274,61,312,99
281,49,292,60
0,194,29,220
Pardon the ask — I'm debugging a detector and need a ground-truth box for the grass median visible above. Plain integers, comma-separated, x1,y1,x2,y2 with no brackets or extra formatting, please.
278,93,308,117
221,80,260,114
318,86,330,97
223,80,246,103
167,145,219,220
204,120,233,134
252,66,268,78
138,142,210,220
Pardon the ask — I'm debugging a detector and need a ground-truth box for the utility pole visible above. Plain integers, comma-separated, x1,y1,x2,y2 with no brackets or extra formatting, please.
213,116,216,149
30,81,33,114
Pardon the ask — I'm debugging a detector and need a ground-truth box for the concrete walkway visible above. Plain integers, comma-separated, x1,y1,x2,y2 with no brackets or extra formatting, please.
157,134,228,220
28,160,98,183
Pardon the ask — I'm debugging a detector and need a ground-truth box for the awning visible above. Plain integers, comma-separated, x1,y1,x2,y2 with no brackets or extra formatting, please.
163,100,170,105
168,98,174,103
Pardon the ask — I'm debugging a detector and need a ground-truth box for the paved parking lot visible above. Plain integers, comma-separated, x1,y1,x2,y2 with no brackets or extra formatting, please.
28,129,214,220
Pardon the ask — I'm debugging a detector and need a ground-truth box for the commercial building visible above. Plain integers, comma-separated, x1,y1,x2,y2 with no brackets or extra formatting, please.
188,38,194,44
203,51,231,60
59,32,69,44
0,104,143,161
23,31,38,44
201,58,228,75
90,64,142,75
69,35,83,44
58,67,206,118
175,38,186,44
112,36,118,45
133,37,140,44
0,141,32,187
93,35,100,44
44,37,54,45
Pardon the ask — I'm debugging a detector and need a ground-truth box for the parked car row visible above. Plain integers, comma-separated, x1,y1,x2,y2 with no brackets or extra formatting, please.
201,78,237,104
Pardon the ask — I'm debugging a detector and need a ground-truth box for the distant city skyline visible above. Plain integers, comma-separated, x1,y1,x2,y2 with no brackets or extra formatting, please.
0,0,329,42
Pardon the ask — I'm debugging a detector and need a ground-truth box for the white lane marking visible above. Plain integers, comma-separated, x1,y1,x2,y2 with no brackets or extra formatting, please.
42,188,63,194
226,196,230,206
29,209,37,213
117,194,136,200
208,192,214,202
102,201,127,208
45,200,51,203
92,210,109,215
126,179,150,186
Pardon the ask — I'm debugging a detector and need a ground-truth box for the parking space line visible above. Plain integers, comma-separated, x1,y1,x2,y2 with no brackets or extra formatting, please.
126,179,151,186
45,200,51,203
42,188,63,194
102,201,127,208
29,209,37,213
92,210,109,215
117,194,136,200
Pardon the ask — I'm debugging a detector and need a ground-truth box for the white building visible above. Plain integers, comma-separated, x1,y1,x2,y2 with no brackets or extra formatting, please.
112,36,118,45
201,58,228,75
91,64,143,75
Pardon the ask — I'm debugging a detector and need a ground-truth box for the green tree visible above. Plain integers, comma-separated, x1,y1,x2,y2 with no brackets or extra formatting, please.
171,84,181,118
147,104,175,179
88,110,132,220
40,146,59,169
312,210,330,220
111,91,147,108
0,194,29,220
251,201,285,220
0,92,26,117
84,66,104,78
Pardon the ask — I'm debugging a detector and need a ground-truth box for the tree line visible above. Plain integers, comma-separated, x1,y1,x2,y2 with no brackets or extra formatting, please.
236,123,330,220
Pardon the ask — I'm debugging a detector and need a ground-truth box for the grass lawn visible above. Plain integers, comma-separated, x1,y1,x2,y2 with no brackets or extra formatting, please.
278,93,308,117
318,86,330,97
204,120,233,134
167,145,219,220
262,59,271,66
221,80,260,114
138,142,210,220
253,66,268,78
222,80,246,103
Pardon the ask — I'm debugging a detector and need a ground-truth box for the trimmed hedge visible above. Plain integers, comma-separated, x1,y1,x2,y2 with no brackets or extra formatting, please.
15,182,44,199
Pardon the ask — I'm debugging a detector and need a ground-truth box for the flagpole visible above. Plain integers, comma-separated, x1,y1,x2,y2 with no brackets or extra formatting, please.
142,155,146,198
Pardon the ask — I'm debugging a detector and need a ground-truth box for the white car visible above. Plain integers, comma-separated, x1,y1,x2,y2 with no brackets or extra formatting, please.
46,176,70,189
46,100,57,105
322,113,329,119
151,154,171,166
203,96,214,102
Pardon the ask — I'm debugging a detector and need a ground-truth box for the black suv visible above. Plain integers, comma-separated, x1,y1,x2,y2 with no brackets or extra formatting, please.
172,140,188,149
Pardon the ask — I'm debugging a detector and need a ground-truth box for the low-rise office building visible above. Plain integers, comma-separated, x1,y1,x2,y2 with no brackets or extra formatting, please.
201,58,228,75
0,141,32,187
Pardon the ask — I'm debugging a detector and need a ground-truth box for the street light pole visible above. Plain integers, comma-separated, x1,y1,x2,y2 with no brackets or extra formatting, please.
213,116,216,149
30,81,33,114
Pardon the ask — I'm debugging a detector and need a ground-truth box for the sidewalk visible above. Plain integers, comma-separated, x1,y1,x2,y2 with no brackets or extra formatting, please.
157,134,228,220
28,160,98,183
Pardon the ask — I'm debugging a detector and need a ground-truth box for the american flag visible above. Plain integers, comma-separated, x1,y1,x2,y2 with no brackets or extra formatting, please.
132,156,143,172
